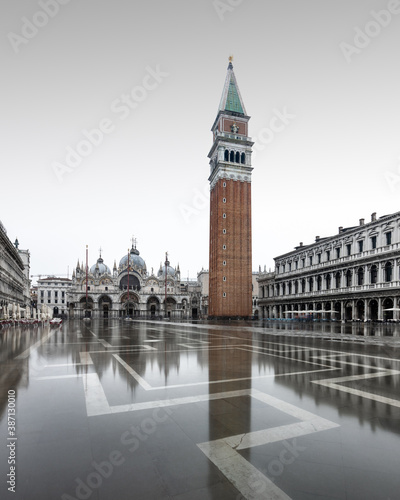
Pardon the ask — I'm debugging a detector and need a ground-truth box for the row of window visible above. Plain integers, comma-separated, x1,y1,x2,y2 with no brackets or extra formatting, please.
277,233,393,274
263,263,396,297
224,149,246,164
40,299,65,304
40,290,65,298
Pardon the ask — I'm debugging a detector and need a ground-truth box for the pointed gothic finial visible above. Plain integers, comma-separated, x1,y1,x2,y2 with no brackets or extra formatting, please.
99,246,102,258
228,55,233,69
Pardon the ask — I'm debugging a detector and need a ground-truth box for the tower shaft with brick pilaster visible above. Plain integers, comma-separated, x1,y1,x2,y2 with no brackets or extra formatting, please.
208,60,254,319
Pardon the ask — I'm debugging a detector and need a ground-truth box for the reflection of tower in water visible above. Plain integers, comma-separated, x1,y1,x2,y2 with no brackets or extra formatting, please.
207,327,253,433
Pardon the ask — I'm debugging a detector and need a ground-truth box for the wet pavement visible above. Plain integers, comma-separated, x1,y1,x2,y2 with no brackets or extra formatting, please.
1,319,400,500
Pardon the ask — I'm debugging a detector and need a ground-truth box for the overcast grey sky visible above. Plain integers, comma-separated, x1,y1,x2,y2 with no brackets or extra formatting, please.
1,0,400,283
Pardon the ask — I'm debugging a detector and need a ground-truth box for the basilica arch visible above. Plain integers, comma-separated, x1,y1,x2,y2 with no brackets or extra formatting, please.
147,296,160,318
79,296,94,318
120,292,139,317
98,295,112,318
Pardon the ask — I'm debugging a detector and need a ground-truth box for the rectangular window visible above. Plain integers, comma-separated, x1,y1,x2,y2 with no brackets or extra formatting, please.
47,291,51,298
41,291,44,297
386,232,392,245
326,250,330,261
55,291,58,298
62,291,65,298
295,261,298,270
337,247,341,259
346,244,351,256
358,241,363,253
289,263,292,271
317,254,321,264
371,236,377,249
302,258,305,268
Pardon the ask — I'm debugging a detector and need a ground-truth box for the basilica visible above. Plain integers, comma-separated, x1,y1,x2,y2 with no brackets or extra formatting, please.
68,244,203,319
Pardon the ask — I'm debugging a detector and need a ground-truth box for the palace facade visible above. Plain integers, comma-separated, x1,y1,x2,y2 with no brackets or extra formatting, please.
257,211,400,322
0,221,31,317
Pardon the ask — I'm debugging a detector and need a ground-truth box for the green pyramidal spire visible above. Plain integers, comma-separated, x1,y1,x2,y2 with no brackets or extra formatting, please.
218,59,246,115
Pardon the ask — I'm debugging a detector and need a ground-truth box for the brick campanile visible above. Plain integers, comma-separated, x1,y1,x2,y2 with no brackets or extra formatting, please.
208,59,254,319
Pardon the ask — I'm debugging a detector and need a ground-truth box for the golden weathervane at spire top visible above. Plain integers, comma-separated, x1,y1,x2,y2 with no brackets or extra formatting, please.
229,55,233,63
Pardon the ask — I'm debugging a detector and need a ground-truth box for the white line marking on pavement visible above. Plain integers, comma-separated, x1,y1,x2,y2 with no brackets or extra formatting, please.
312,369,400,408
84,373,111,417
197,388,339,500
80,352,94,365
15,329,57,359
110,389,252,414
197,440,291,500
36,374,86,380
112,354,152,390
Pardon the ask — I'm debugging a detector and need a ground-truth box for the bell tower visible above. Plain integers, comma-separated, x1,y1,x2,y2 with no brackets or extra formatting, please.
208,58,253,319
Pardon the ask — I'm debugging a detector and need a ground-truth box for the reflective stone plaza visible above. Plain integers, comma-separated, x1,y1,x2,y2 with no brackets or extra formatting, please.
1,320,400,499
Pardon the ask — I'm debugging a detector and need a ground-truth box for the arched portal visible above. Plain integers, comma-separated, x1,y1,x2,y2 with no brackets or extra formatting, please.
383,298,394,321
356,300,364,321
369,300,378,321
120,293,139,318
99,295,112,318
147,296,160,318
345,301,352,321
164,297,177,318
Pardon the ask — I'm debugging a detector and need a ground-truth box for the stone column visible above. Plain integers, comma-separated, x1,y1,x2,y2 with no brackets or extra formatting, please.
364,299,369,322
394,296,399,322
378,297,383,321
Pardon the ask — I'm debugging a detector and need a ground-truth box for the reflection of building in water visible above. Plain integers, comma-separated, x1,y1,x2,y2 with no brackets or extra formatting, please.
0,326,35,419
258,211,400,322
261,339,400,433
0,221,31,316
207,328,253,434
68,244,203,319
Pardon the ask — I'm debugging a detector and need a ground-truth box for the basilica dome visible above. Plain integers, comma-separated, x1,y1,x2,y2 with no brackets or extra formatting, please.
119,247,146,270
90,257,111,275
157,262,176,278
